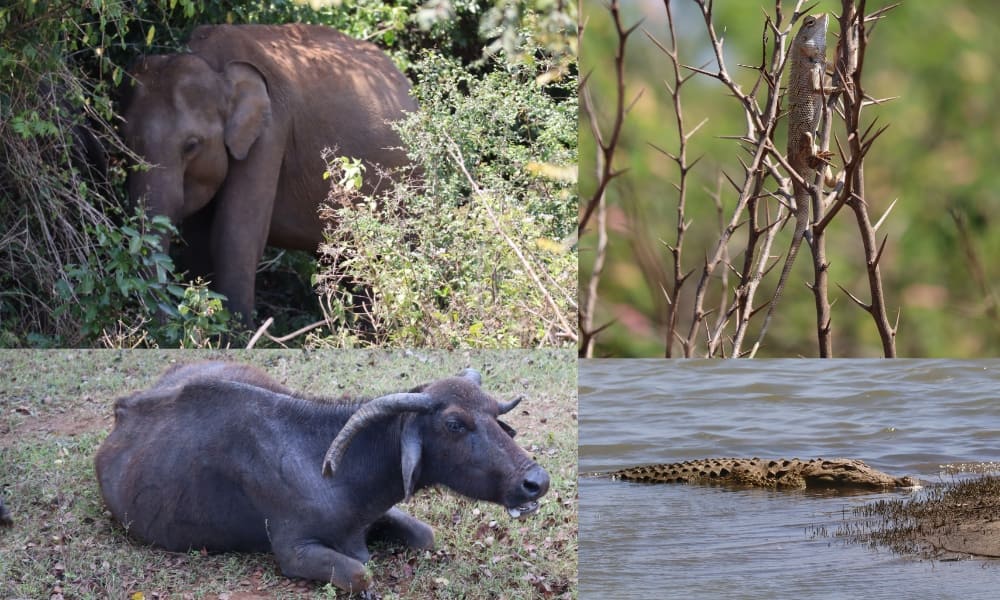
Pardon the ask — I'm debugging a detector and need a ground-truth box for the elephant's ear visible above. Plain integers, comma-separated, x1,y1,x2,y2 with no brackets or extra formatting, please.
223,61,271,160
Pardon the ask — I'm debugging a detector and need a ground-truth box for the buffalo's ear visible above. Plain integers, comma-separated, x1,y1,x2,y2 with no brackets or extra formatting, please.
498,420,517,438
459,369,482,386
223,61,270,160
400,414,422,501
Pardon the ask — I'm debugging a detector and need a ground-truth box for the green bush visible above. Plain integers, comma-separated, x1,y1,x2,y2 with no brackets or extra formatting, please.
51,209,233,347
315,48,577,348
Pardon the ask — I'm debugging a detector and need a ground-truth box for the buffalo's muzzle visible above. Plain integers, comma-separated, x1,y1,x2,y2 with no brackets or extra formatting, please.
507,464,549,519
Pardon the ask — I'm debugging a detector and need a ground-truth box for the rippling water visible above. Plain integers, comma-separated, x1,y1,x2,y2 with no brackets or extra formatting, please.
579,360,1000,599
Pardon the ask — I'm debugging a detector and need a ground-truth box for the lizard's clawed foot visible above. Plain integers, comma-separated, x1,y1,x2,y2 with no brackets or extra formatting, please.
809,150,834,168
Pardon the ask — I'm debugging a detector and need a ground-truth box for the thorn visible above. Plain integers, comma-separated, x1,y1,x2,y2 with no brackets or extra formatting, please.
862,95,900,106
794,2,823,22
837,283,872,311
647,142,677,161
624,88,646,114
591,319,616,336
749,299,769,318
721,169,742,192
680,63,718,78
873,198,898,232
873,234,889,267
622,19,647,39
659,283,673,306
688,117,710,138
866,3,902,21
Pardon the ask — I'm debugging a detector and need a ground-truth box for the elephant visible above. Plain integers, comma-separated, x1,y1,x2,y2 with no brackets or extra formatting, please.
122,24,417,324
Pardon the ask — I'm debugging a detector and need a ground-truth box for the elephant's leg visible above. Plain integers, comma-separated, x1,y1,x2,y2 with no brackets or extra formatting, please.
367,506,434,549
209,128,287,325
272,538,371,591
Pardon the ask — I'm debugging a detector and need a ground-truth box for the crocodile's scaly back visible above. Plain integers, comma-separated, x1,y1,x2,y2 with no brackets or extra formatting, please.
605,458,919,490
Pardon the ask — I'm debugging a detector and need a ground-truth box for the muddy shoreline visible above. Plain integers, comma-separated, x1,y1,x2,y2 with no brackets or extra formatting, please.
837,475,1000,559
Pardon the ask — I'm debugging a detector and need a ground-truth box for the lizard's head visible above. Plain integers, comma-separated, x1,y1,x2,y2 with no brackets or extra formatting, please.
794,13,828,58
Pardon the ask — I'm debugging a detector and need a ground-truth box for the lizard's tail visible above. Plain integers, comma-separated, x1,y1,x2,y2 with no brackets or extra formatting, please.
751,197,810,355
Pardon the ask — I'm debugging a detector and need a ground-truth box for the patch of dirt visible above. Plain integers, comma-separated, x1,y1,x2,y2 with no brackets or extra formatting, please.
0,411,109,448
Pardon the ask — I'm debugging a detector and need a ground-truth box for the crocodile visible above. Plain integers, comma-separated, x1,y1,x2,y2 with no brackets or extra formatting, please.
601,458,919,490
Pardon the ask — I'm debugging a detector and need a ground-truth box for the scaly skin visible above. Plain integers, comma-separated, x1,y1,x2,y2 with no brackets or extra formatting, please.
757,14,830,345
603,457,919,490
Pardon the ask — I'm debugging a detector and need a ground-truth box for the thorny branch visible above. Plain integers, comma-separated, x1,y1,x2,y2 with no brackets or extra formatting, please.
579,0,638,357
445,137,577,344
579,0,898,357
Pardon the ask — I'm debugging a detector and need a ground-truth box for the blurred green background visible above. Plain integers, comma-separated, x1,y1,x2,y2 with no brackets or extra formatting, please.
580,0,1000,357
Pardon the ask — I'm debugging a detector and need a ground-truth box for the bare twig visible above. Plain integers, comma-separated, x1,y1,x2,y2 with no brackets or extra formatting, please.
578,0,640,237
835,0,898,356
579,1,638,356
445,137,577,343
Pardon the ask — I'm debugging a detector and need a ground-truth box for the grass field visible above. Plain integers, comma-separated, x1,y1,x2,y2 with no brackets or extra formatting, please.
0,350,577,599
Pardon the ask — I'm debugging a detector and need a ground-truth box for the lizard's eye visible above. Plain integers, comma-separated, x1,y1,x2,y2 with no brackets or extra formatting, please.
804,16,815,26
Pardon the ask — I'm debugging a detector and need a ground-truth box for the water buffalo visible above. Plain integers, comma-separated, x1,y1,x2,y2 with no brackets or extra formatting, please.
94,361,549,592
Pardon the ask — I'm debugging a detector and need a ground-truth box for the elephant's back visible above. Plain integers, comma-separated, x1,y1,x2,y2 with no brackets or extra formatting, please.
188,25,411,94
188,23,415,123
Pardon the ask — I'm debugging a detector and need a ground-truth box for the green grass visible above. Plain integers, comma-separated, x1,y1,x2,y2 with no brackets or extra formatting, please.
0,350,577,599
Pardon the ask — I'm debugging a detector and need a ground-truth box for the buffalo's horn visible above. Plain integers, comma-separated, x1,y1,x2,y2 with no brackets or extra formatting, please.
322,392,434,477
459,368,482,385
497,394,524,415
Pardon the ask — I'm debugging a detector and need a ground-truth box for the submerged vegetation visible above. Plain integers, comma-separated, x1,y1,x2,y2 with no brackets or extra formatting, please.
819,475,1000,559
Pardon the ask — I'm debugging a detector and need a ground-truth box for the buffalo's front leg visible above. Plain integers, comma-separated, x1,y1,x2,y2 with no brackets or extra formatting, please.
367,506,434,549
272,538,370,592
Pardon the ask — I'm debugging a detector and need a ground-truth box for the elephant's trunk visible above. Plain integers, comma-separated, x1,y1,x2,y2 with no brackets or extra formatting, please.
127,167,183,272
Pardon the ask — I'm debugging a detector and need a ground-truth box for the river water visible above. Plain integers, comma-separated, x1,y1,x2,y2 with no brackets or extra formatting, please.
579,360,1000,599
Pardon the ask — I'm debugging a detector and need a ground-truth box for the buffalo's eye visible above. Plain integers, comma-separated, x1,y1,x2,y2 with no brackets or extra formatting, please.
182,136,202,156
445,418,467,433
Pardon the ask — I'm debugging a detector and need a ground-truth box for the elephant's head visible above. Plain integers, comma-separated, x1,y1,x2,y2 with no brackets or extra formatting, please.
122,54,271,254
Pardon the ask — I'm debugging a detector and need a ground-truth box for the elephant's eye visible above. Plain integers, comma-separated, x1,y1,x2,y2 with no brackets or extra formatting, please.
182,137,201,156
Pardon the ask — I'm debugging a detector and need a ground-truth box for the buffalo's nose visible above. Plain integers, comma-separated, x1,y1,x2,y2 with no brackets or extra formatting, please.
521,465,550,500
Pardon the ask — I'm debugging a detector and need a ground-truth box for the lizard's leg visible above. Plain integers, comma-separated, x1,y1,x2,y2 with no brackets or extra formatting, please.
799,131,836,189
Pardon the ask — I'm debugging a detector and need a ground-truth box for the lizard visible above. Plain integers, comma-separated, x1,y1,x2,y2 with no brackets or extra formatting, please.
756,13,835,347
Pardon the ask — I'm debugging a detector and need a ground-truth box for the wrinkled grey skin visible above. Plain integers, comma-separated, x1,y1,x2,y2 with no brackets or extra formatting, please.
122,24,416,323
94,362,549,592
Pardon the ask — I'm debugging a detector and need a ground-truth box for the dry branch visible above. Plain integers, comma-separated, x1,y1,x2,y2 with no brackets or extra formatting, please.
579,0,899,357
